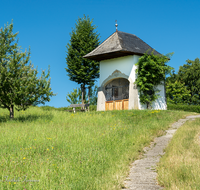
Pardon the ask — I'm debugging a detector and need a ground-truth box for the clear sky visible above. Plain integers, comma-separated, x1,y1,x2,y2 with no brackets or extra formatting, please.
1,0,200,108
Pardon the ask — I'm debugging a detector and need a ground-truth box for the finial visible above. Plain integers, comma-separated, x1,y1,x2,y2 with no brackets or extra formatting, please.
115,20,118,31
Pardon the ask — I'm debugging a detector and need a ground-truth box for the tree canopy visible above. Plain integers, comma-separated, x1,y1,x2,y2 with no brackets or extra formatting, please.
166,80,191,104
166,58,200,105
0,22,55,119
65,15,100,103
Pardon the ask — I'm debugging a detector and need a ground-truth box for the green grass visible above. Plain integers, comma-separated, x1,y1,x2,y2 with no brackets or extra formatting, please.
0,107,190,189
157,118,200,189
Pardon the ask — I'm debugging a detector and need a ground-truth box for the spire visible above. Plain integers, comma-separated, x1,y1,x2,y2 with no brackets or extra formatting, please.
115,20,118,31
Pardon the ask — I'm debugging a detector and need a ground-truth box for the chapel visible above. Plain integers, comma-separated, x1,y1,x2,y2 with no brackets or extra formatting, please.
84,27,166,111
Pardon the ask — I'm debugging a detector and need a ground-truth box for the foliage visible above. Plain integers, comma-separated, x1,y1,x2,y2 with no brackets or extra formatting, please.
66,85,98,105
66,88,82,104
0,106,189,189
166,80,191,104
166,58,200,105
0,22,54,119
65,15,100,101
167,103,200,113
135,52,172,108
177,58,200,105
87,85,98,105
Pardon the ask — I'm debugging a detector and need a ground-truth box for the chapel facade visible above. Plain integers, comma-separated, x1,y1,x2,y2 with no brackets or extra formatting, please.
84,30,167,111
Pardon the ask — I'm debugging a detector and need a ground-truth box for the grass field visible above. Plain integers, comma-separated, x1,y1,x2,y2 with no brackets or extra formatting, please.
0,107,191,189
157,117,200,190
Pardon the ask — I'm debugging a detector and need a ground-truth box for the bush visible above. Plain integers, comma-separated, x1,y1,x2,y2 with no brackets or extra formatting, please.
89,105,97,111
167,103,200,113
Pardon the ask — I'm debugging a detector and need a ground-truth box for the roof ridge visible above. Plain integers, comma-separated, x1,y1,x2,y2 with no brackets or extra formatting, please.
116,31,123,50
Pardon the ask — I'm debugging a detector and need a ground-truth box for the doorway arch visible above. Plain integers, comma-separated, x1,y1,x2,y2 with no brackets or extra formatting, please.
104,77,129,111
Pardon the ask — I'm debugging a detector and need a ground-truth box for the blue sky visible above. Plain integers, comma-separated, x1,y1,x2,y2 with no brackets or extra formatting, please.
1,0,200,107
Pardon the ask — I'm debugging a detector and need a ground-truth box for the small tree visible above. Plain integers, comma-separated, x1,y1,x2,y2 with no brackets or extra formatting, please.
0,22,55,119
166,80,191,104
66,85,98,105
135,52,172,109
66,88,82,104
65,15,100,104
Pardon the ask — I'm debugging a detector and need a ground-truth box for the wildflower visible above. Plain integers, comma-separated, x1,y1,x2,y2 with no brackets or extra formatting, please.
34,139,36,140
23,157,26,159
14,182,16,184
47,148,49,151
52,147,54,149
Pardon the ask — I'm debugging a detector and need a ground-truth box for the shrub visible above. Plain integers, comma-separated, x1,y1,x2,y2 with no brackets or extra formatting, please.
167,103,200,113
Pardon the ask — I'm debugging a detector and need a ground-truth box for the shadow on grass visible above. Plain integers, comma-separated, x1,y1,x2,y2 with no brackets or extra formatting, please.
0,113,54,123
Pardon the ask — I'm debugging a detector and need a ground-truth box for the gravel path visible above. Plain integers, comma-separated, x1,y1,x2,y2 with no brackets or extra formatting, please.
123,115,200,190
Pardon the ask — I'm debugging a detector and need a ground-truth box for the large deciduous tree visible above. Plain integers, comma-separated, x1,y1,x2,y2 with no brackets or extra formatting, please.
177,58,200,105
0,22,55,119
65,15,100,104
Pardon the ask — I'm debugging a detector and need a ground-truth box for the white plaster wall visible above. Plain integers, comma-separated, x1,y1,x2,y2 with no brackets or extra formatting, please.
152,84,167,110
99,54,167,110
138,84,167,110
100,55,140,85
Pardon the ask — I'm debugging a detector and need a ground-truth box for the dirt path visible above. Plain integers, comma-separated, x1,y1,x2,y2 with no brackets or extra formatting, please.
123,115,200,190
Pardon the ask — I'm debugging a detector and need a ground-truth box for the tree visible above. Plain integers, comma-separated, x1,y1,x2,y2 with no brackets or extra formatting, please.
65,15,100,104
66,85,98,105
135,52,172,109
177,58,200,105
66,88,82,104
166,80,191,104
0,22,55,119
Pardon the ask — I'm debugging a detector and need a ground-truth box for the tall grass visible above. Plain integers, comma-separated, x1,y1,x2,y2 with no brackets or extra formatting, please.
0,107,190,189
157,118,200,189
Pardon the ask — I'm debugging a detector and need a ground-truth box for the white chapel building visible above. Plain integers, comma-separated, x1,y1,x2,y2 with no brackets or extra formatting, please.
84,30,167,111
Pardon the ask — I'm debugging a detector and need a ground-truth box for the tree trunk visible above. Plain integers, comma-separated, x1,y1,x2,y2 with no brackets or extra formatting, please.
88,87,90,111
81,84,85,109
147,102,151,110
10,105,14,119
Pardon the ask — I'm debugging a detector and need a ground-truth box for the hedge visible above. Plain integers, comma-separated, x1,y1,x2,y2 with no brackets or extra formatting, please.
167,104,200,113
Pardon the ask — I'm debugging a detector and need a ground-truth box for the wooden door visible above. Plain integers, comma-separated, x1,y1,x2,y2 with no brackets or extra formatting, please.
123,99,129,110
115,100,123,110
105,99,129,111
105,101,114,111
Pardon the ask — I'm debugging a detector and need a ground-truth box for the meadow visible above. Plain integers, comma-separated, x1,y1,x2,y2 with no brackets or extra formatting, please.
157,117,200,189
0,107,190,189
